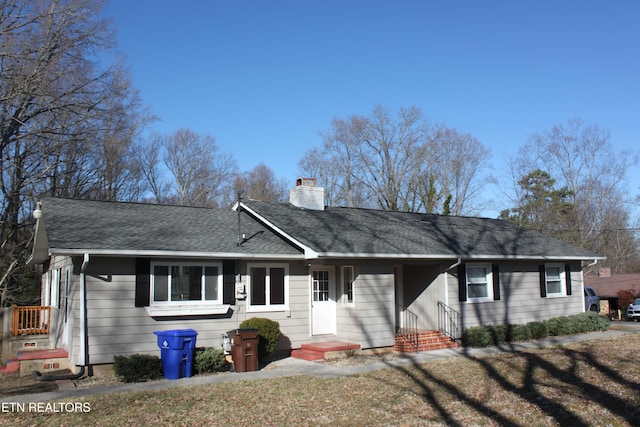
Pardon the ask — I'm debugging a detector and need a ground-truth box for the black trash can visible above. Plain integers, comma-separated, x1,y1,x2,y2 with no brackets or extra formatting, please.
227,329,259,372
153,329,198,379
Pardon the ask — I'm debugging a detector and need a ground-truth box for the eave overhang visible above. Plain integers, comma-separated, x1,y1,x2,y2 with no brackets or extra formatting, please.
44,248,306,260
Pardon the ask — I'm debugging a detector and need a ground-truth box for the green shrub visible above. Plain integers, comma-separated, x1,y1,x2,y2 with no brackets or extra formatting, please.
486,324,507,345
586,311,611,331
462,312,610,348
113,354,163,383
509,324,532,342
461,326,494,347
194,347,227,374
543,312,610,337
570,312,610,333
543,316,573,336
238,317,281,359
526,321,549,340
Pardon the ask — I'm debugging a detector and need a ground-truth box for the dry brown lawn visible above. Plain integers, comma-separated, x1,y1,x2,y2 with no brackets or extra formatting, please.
5,333,640,426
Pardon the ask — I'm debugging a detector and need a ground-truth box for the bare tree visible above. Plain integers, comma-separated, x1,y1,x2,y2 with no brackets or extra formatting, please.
302,105,491,214
428,126,491,215
235,163,288,202
513,118,640,272
137,129,238,208
0,0,152,305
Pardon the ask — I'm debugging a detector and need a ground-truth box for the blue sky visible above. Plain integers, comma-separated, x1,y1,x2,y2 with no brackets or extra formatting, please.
102,1,640,216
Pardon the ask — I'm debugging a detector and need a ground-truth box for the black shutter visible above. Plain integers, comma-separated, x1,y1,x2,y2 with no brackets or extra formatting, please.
135,258,151,307
223,260,236,304
458,263,467,302
492,264,501,301
539,264,547,298
565,263,572,295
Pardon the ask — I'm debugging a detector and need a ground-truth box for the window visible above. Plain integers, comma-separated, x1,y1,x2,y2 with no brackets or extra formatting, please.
150,262,222,304
49,269,60,308
248,263,288,311
341,266,354,306
465,263,493,302
544,264,565,297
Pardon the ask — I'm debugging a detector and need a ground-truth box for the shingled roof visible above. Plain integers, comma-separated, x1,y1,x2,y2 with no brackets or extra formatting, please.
30,197,603,264
242,200,602,261
30,198,303,262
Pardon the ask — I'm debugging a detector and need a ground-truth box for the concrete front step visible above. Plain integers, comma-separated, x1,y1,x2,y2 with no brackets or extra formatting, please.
394,330,458,353
14,348,70,377
0,360,20,374
291,341,361,361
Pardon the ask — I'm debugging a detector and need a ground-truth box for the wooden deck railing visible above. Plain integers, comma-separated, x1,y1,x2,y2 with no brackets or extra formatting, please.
12,306,51,336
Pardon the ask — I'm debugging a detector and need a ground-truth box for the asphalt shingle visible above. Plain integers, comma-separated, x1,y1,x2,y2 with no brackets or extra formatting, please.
38,197,602,261
40,198,303,256
245,200,601,260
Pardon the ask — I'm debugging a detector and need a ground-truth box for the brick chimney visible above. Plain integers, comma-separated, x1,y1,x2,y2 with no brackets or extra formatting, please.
598,267,611,278
289,178,325,210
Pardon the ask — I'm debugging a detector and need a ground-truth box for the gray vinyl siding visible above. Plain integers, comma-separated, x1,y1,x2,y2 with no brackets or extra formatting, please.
81,257,313,365
335,265,359,344
402,264,445,330
336,264,395,349
447,262,584,330
45,256,81,366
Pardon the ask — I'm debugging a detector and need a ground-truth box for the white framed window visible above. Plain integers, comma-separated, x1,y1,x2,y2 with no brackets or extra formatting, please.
544,263,566,297
341,266,354,306
150,262,223,305
247,263,289,311
465,263,493,302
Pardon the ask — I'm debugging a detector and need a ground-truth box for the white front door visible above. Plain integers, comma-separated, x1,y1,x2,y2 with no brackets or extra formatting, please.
310,267,336,335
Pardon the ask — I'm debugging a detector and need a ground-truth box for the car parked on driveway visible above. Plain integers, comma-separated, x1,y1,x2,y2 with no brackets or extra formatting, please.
627,298,640,321
584,286,600,313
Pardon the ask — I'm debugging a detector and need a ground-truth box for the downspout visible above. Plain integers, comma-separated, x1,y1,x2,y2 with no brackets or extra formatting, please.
80,254,90,374
32,366,85,381
447,258,462,271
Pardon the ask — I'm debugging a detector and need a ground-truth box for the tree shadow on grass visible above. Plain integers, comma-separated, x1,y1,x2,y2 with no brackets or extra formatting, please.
372,339,640,426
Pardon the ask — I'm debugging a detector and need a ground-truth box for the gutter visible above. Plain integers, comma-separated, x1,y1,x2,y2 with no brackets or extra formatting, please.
47,249,306,260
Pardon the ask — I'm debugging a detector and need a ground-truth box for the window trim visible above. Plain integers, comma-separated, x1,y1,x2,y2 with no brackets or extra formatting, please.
544,263,566,298
341,266,355,307
149,261,223,306
246,263,289,312
465,263,494,303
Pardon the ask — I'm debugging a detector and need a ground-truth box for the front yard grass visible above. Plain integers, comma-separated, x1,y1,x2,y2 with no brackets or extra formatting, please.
7,333,640,426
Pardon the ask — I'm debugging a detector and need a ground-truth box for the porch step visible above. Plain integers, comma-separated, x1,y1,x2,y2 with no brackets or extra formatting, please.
0,360,20,374
17,348,68,361
15,348,69,377
291,341,361,361
394,330,458,353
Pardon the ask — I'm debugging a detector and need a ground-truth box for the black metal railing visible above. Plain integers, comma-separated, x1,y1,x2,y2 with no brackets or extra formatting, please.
397,305,419,353
438,301,460,341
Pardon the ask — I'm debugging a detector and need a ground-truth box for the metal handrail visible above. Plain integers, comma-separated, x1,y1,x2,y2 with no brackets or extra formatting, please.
397,305,419,353
12,305,51,336
437,301,460,341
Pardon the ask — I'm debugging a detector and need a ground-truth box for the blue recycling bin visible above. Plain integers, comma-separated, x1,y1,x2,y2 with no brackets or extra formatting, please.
154,329,198,379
